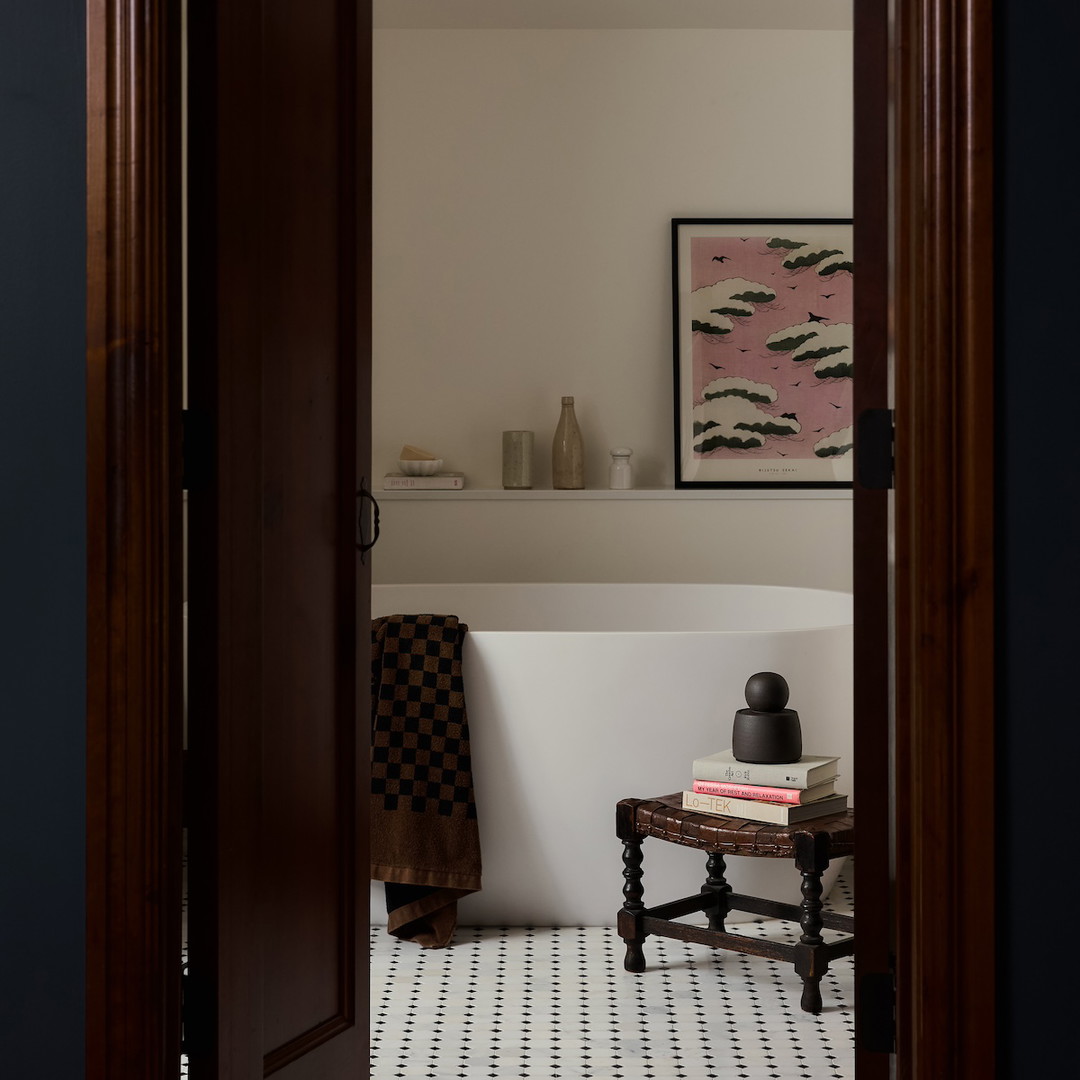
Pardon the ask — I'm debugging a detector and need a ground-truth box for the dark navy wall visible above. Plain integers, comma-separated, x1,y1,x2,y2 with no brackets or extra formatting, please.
0,0,86,1072
996,3,1079,1076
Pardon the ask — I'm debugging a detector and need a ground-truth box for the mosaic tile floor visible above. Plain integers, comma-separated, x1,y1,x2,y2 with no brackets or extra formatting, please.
370,864,855,1079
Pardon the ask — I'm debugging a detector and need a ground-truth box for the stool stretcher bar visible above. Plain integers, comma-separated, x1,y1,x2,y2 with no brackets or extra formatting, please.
616,794,856,1013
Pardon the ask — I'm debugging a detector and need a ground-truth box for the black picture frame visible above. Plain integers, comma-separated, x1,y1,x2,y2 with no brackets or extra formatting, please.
672,217,854,488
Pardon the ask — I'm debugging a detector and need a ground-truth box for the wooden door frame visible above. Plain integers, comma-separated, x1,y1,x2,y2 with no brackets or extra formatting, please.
850,1,892,1075
892,1,996,1074
86,0,184,1076
85,1,995,1076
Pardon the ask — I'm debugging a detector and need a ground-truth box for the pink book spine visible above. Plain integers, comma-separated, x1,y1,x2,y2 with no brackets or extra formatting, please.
691,779,804,804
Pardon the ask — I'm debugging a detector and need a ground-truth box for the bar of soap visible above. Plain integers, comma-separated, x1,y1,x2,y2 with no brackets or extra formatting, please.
399,444,437,460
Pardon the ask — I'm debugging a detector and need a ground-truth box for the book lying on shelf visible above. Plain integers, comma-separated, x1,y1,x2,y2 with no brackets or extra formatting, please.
692,748,840,790
690,777,838,805
681,789,849,825
383,472,465,490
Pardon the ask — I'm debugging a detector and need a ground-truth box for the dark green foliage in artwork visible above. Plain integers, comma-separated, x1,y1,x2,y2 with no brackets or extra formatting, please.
692,319,732,335
783,248,842,271
767,330,819,352
815,441,854,458
730,289,777,303
695,432,764,452
734,419,799,436
767,237,808,250
793,344,849,362
709,304,754,318
814,361,854,379
702,386,773,404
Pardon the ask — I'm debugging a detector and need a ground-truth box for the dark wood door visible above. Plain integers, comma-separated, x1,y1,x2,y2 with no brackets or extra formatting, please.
185,2,372,1075
851,2,892,1076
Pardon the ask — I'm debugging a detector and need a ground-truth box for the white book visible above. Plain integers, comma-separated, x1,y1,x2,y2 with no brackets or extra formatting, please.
382,472,465,490
692,748,840,790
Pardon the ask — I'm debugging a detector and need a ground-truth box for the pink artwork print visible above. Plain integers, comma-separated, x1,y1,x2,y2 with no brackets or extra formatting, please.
689,232,853,465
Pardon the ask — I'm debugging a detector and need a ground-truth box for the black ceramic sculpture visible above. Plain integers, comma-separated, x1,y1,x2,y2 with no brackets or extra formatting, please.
731,671,803,764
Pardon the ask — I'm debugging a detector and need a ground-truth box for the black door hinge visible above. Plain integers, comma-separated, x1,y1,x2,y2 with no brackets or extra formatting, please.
856,408,894,490
857,970,896,1054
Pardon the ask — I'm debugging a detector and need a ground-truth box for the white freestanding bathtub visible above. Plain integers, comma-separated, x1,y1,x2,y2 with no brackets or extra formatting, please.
371,583,853,926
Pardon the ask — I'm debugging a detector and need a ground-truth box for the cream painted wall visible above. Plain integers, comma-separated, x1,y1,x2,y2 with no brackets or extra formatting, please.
372,27,853,589
373,1,854,31
371,492,852,589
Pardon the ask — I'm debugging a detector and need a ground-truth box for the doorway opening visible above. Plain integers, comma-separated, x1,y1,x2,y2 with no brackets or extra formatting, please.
368,2,862,1076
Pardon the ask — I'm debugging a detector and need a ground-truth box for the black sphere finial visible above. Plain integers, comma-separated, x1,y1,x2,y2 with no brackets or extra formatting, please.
732,671,802,764
744,671,789,713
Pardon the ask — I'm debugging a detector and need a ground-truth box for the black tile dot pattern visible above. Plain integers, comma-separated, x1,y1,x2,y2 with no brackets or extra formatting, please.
179,864,854,1077
369,864,856,1079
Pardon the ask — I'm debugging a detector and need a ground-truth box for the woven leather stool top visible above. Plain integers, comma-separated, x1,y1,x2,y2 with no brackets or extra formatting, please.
617,794,855,859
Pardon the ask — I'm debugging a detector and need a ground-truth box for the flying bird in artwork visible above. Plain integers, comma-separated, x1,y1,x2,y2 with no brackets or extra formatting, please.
821,292,836,298
711,255,730,262
813,428,824,433
787,285,798,290
829,402,842,409
709,363,724,369
737,348,751,352
807,311,829,323
777,452,788,457
791,381,802,387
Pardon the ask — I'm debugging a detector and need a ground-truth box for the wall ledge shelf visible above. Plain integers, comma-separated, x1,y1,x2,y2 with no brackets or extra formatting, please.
377,487,853,501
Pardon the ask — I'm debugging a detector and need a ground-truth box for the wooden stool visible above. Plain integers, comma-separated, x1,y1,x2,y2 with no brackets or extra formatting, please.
616,794,855,1013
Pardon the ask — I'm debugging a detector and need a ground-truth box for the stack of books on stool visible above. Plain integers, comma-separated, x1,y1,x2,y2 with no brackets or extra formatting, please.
682,748,848,825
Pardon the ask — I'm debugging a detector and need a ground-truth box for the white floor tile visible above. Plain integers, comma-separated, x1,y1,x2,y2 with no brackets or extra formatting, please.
370,864,855,1079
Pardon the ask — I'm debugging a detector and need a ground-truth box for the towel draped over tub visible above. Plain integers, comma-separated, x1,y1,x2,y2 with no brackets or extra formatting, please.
370,614,482,947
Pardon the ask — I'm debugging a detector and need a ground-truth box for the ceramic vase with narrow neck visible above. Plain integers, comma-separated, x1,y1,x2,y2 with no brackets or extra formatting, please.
552,396,584,489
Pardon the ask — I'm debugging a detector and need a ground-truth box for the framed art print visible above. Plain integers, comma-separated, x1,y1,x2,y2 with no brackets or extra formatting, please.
672,218,854,487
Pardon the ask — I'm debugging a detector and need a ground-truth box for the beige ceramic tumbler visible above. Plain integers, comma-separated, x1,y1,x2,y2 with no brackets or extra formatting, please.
502,430,534,489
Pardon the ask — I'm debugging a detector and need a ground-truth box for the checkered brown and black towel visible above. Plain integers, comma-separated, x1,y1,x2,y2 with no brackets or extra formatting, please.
371,614,481,947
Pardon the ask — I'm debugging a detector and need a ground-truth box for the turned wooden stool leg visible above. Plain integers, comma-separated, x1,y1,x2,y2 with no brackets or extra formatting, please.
701,851,732,932
797,867,825,1012
618,835,647,972
794,832,831,1013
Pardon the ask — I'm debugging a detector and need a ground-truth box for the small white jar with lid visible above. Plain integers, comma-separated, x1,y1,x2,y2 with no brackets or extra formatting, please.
608,447,633,489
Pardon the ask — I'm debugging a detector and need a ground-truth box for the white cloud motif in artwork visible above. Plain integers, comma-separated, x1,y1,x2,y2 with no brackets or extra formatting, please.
766,322,853,378
693,377,799,452
814,426,854,458
691,278,777,335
